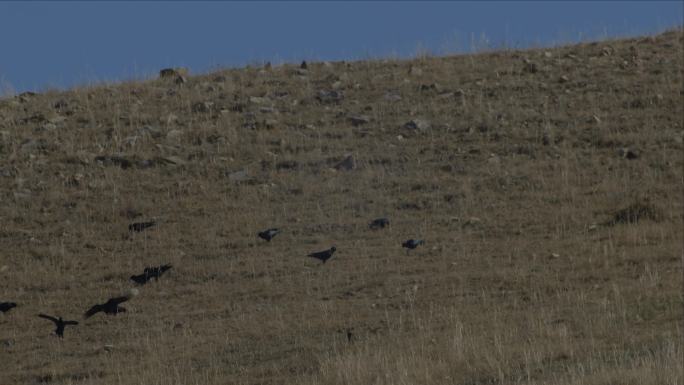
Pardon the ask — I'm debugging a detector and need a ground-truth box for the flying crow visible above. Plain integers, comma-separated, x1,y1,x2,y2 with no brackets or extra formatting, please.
38,314,78,338
128,220,156,233
258,228,280,242
308,246,337,263
84,289,138,319
130,264,173,285
0,302,17,313
368,218,390,229
402,239,424,253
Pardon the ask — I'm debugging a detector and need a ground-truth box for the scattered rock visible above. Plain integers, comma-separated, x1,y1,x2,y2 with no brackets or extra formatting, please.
608,199,663,225
420,83,440,91
462,217,483,229
249,96,270,105
487,155,501,166
159,67,189,79
191,101,213,113
122,136,138,147
404,118,431,131
334,155,356,171
618,147,640,160
40,122,57,131
437,92,455,100
47,114,66,124
523,58,538,74
276,160,299,171
53,99,68,109
17,91,36,103
316,90,344,104
94,155,133,170
384,92,402,102
349,115,370,126
228,169,251,183
559,75,570,83
13,190,31,200
138,125,164,139
20,138,49,153
166,129,183,140
264,119,278,128
408,66,423,76
156,156,186,166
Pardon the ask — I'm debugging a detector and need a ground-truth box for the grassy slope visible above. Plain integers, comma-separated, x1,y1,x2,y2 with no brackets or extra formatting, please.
0,29,682,385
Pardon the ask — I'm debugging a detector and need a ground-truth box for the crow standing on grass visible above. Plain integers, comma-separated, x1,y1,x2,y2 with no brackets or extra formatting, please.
402,239,424,253
0,302,17,313
128,220,156,233
37,314,78,338
258,228,280,242
130,264,173,285
84,289,138,319
308,246,337,264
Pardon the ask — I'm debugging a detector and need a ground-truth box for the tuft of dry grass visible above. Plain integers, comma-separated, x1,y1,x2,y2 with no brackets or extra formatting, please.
0,29,682,385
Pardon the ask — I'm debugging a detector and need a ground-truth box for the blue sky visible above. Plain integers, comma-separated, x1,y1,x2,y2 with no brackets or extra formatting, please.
0,1,681,94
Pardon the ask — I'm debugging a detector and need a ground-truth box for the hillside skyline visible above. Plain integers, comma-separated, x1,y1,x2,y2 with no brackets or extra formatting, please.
0,1,681,95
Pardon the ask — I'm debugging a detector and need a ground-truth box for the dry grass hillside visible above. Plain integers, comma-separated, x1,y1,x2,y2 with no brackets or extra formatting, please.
0,29,682,385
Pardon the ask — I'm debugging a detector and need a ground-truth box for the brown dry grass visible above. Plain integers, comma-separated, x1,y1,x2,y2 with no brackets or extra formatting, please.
0,29,682,385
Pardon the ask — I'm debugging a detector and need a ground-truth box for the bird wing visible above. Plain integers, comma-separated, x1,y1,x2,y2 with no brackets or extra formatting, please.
109,296,131,305
84,304,103,318
131,274,148,284
64,320,79,325
309,250,332,260
38,314,59,323
129,221,156,232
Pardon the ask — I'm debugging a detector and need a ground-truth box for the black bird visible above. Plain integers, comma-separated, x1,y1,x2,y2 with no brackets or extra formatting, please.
368,217,390,229
308,246,336,264
258,228,280,242
402,239,424,253
300,60,308,69
38,314,78,338
130,264,173,285
0,302,17,313
84,290,138,319
128,220,156,233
